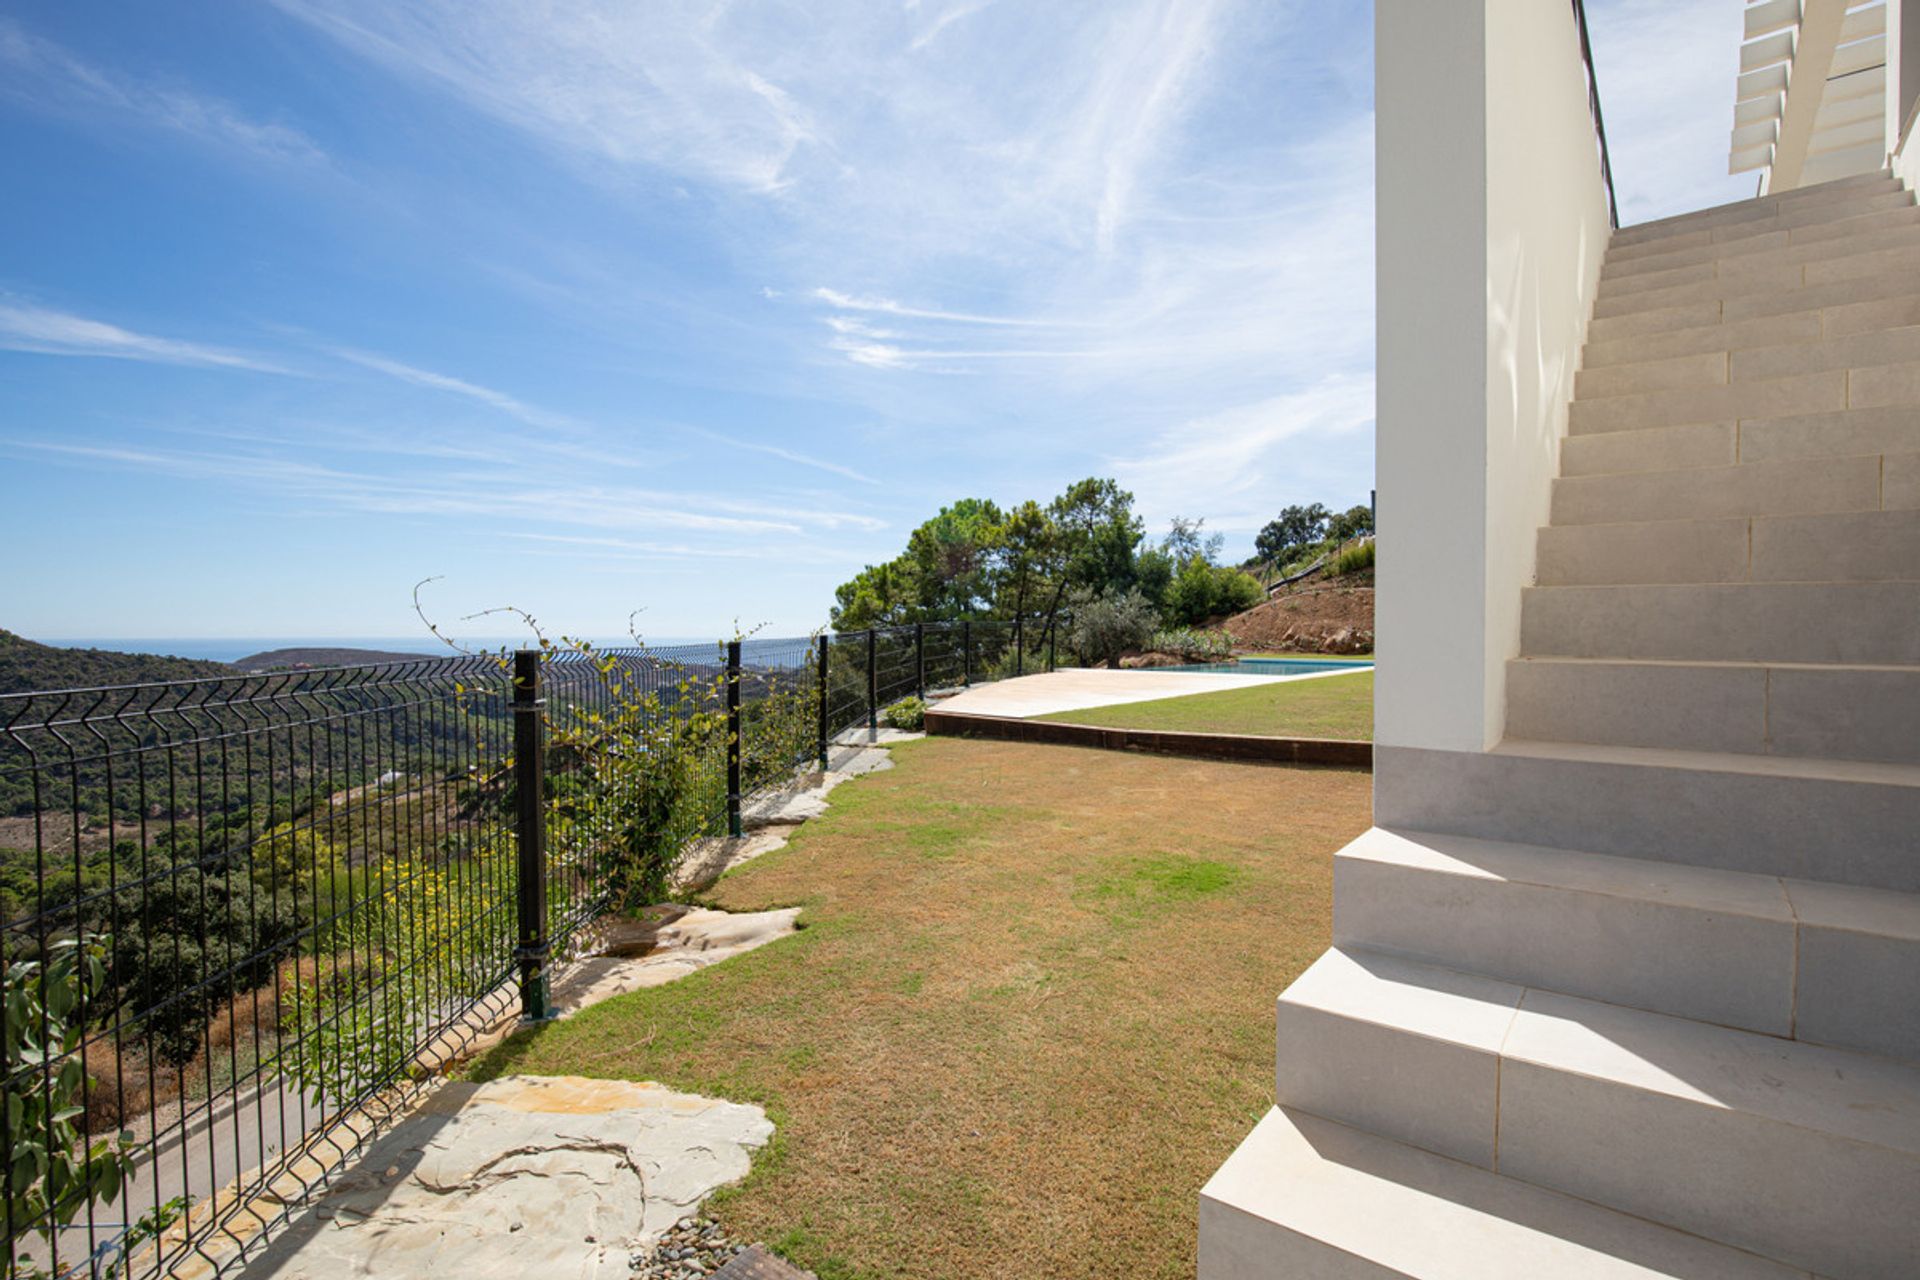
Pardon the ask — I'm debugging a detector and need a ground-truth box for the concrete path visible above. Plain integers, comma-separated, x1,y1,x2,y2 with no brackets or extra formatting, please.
935,668,1353,719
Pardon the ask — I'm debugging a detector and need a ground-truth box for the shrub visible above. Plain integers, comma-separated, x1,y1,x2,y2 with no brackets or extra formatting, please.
883,697,926,731
1150,628,1234,661
1162,558,1264,626
5,937,136,1258
1067,587,1159,665
1329,540,1375,577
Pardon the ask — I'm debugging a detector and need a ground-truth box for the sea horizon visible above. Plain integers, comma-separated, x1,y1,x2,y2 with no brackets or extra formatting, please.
32,635,726,664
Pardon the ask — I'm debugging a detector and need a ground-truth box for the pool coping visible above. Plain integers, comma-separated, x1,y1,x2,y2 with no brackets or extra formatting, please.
922,708,1372,768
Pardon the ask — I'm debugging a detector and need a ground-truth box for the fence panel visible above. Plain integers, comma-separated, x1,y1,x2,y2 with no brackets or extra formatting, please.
0,622,1059,1276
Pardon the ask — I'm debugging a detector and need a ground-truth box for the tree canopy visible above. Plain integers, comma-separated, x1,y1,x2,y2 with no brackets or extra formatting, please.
829,479,1267,637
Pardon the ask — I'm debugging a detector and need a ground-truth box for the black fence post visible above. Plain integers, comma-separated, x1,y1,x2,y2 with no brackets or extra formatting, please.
915,623,926,700
512,649,553,1023
1015,615,1025,677
866,628,878,732
962,619,972,686
1048,621,1057,673
727,639,743,837
816,633,830,771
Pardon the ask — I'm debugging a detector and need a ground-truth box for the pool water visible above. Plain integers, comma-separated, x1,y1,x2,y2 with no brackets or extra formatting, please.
1169,658,1373,676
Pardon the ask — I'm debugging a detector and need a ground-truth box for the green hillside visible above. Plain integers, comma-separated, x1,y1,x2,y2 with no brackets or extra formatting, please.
0,630,236,696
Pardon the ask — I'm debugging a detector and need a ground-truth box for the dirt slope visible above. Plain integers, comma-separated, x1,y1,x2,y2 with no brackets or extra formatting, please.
1217,573,1373,653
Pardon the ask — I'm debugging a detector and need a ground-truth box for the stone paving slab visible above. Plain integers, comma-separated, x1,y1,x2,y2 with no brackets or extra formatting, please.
551,908,802,1013
235,1076,771,1279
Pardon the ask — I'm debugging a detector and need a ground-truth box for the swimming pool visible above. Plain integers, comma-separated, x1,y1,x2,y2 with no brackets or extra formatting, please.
1169,658,1373,676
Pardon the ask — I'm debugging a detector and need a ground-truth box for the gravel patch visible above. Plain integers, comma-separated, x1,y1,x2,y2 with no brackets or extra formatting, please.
631,1216,814,1278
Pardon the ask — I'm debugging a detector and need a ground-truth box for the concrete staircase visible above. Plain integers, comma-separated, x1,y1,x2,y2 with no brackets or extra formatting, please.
1202,171,1920,1278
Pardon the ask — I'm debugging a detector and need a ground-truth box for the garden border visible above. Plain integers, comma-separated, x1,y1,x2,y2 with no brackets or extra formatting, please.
923,708,1371,767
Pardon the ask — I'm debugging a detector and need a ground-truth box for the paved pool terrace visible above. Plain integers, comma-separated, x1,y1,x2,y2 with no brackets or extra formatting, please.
933,660,1370,720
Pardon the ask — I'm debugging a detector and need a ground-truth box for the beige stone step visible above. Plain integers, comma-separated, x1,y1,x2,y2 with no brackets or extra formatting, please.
1740,403,1920,465
1609,171,1901,247
1505,656,1920,765
1567,369,1844,435
1199,1107,1805,1280
1591,259,1805,321
1519,581,1920,664
1729,324,1920,382
1597,222,1920,303
1560,421,1737,477
1586,266,1920,346
1722,265,1920,323
1374,740,1920,892
1602,204,1920,281
1575,349,1727,400
1536,509,1920,585
1560,407,1920,475
1608,187,1917,264
1583,310,1822,372
1270,947,1920,1277
1548,454,1892,525
1335,829,1920,1063
1594,236,1920,322
1582,323,1920,399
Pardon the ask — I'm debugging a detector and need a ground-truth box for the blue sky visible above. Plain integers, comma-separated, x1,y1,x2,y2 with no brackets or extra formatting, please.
0,0,1752,643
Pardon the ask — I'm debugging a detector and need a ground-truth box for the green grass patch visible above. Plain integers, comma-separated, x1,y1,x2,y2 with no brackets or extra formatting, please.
464,737,1368,1279
1032,670,1372,740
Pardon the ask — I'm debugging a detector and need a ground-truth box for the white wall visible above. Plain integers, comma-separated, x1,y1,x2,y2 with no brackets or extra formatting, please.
1374,0,1610,757
1894,0,1920,190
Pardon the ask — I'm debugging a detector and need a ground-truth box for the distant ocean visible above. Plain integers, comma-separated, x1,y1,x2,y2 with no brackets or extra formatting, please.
37,636,716,663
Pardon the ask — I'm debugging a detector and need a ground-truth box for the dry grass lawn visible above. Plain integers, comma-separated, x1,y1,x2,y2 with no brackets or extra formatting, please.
471,737,1371,1279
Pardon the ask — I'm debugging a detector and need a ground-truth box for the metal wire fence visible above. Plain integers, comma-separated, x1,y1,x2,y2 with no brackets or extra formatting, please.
0,619,1058,1277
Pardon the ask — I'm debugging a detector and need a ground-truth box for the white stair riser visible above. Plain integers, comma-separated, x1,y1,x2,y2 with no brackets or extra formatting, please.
1560,410,1920,476
1521,583,1920,664
1742,405,1920,465
1598,224,1920,302
1270,952,1920,1279
1499,1059,1920,1280
1793,908,1920,1063
1575,350,1725,400
1334,853,1795,1035
1536,517,1749,585
1610,174,1904,247
1567,370,1844,435
1604,206,1920,280
1559,422,1736,476
1375,744,1920,892
1505,660,1920,766
1586,267,1920,345
1592,261,1804,320
1730,324,1920,381
1583,311,1821,371
1538,509,1920,584
1275,1000,1500,1169
1505,661,1761,755
1752,508,1920,582
1587,325,1920,398
1549,454,1885,525
1198,1108,1809,1280
1585,299,1725,345
1724,267,1920,323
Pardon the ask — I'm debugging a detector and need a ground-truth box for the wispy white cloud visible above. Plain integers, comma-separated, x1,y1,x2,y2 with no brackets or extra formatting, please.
0,19,326,165
810,288,1059,328
687,428,879,485
328,347,576,431
1585,0,1756,225
9,437,885,536
1112,374,1374,530
0,301,289,372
